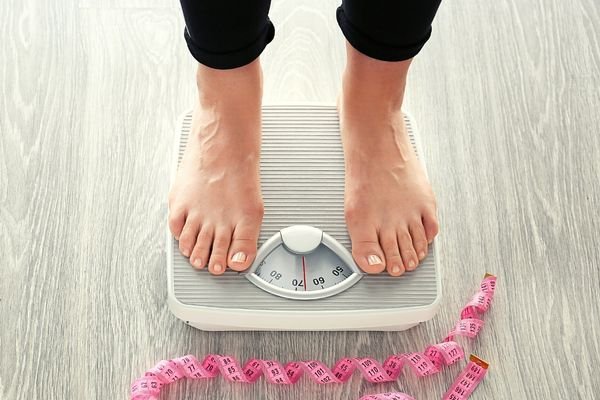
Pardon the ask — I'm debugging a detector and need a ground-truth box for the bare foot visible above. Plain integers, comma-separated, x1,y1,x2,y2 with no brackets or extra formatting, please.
338,43,439,277
168,60,264,275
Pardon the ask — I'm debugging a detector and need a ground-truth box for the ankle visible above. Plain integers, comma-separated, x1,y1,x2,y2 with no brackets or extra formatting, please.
195,58,263,110
341,70,406,113
341,42,411,112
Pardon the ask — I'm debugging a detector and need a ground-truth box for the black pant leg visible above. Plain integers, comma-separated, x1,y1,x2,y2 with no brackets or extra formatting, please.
180,0,275,69
336,0,442,61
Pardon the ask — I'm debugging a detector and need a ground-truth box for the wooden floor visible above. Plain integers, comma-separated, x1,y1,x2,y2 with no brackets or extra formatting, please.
1,0,599,398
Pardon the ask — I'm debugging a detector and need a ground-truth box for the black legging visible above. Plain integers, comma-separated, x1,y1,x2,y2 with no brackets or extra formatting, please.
180,0,442,70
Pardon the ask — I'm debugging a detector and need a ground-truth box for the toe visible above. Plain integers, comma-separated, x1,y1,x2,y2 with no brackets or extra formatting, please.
168,208,186,240
208,228,232,275
397,229,419,271
423,211,439,244
349,228,386,274
189,226,213,269
178,215,201,258
409,221,429,262
228,222,260,272
380,228,405,277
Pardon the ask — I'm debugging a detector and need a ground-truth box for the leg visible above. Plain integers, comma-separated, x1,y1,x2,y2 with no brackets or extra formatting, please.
336,0,442,276
169,0,274,275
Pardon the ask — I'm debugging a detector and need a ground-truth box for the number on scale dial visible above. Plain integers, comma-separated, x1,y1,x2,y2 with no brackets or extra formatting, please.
246,226,362,300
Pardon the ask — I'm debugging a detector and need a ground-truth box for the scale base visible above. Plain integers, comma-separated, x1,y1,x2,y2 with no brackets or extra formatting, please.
168,105,441,331
187,320,419,332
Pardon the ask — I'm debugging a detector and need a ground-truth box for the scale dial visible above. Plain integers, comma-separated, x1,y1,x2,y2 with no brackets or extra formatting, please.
246,225,362,300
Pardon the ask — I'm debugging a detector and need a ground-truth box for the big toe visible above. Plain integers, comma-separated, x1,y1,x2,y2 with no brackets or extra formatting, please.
228,221,261,271
349,227,386,274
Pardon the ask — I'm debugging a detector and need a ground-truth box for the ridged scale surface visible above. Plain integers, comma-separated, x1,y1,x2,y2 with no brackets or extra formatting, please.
170,105,439,310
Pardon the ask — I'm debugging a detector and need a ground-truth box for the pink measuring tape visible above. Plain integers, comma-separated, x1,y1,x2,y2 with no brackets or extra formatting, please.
131,274,496,400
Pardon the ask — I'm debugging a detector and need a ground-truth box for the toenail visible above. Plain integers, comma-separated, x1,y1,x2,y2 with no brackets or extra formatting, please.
367,255,382,265
213,264,223,273
192,258,202,268
418,251,426,260
182,249,190,257
408,260,416,269
391,266,401,274
231,252,247,263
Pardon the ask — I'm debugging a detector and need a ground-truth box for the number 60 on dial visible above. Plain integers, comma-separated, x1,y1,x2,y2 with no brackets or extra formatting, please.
245,225,363,300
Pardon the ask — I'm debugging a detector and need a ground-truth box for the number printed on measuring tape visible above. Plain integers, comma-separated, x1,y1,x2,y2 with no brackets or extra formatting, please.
131,274,497,400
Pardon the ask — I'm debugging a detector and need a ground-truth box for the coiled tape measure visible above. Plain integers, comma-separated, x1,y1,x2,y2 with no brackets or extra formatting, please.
132,274,496,399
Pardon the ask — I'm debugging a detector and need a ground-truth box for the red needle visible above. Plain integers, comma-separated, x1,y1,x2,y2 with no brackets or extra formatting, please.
302,256,307,291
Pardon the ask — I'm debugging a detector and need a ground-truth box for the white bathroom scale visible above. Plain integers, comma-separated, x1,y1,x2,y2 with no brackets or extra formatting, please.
167,105,441,331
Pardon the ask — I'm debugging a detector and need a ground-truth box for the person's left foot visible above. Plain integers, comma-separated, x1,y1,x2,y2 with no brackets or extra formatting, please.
337,91,439,276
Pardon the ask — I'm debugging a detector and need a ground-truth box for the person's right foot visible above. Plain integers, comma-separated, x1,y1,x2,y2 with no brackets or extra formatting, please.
168,60,264,275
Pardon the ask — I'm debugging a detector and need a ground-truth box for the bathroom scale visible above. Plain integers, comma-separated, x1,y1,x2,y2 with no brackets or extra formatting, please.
167,104,441,331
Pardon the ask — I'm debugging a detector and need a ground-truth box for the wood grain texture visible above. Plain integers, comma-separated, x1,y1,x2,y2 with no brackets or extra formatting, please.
1,0,599,399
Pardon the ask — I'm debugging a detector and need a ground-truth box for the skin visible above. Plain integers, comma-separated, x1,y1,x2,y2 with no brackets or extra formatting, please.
168,40,439,276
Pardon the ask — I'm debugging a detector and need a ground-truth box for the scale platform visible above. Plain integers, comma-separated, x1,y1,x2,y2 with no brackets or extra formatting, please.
167,105,441,331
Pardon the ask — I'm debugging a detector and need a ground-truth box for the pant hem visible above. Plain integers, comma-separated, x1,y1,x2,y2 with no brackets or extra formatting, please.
184,19,275,69
335,6,430,62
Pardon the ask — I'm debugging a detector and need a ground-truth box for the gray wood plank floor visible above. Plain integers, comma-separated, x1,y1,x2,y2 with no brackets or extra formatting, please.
1,0,599,399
